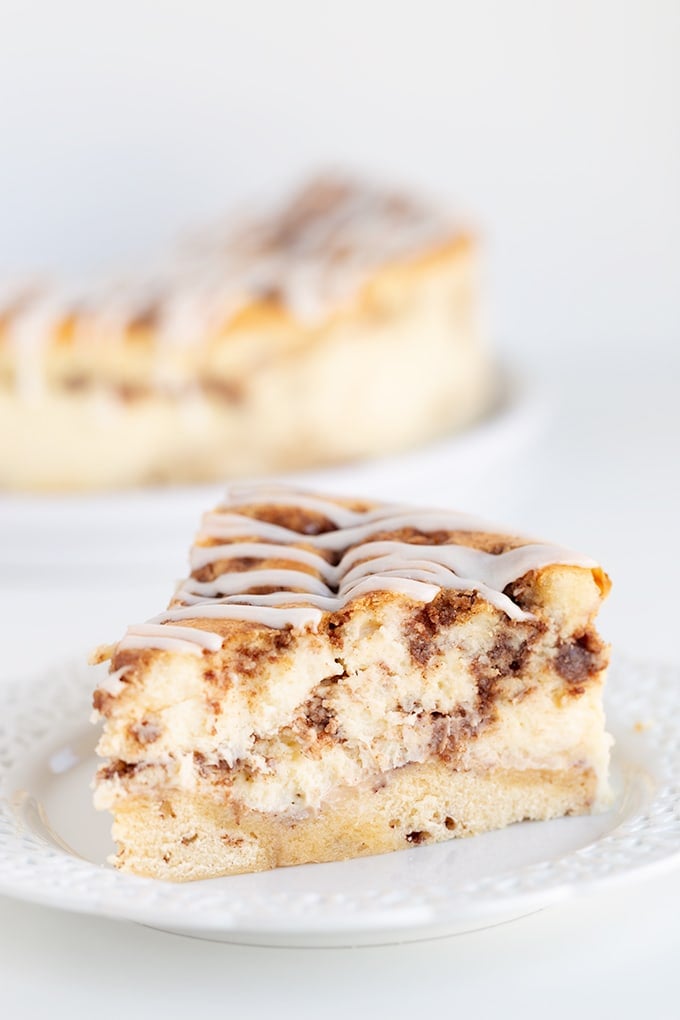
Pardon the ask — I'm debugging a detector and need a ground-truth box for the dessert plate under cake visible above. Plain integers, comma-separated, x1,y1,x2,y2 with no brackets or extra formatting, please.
0,656,678,945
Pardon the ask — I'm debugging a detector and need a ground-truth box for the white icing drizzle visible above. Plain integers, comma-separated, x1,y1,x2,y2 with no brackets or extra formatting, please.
150,603,325,631
97,665,132,696
220,484,399,528
113,486,599,659
7,290,64,402
184,567,333,600
198,513,310,544
197,506,505,550
189,540,336,579
118,623,224,656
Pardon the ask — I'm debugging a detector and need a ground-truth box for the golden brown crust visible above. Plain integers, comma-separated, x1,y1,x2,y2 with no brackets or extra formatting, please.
106,761,598,880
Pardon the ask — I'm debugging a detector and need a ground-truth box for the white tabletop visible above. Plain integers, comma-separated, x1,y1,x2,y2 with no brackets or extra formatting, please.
2,348,679,1018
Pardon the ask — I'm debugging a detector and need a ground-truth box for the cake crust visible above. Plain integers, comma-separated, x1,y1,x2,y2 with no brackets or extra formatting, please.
108,764,598,881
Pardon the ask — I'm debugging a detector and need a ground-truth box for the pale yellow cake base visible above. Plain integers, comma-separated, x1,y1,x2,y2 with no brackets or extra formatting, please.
109,760,598,881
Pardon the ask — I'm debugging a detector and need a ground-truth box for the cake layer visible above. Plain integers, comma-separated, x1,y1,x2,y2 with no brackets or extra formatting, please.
105,762,598,881
95,590,610,816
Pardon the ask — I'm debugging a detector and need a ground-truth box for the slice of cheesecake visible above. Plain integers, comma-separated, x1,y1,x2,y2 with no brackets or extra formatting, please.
92,485,612,881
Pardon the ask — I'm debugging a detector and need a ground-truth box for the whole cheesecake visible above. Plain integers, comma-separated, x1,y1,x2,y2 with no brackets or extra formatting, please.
0,176,493,491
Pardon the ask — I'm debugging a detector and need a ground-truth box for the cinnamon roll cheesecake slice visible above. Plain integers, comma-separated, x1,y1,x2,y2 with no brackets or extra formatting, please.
92,486,612,881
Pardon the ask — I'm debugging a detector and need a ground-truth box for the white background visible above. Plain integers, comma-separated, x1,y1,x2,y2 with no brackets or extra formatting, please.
1,3,680,1017
1,0,678,357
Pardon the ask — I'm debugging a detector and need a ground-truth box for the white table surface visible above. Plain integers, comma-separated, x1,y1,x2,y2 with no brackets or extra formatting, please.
1,348,679,1018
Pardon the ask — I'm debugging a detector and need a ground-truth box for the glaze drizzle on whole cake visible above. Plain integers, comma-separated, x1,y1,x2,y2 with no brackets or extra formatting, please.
1,176,456,384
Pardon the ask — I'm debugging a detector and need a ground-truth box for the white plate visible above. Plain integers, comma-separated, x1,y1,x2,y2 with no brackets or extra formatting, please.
0,369,545,580
2,656,678,947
